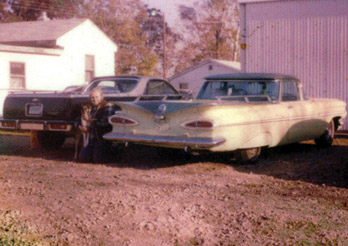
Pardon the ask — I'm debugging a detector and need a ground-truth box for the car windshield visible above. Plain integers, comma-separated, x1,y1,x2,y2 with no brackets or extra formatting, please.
145,80,178,95
86,79,138,94
197,80,280,102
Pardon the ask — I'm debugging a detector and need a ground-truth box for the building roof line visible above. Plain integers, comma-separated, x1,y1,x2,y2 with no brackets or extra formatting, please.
0,44,63,56
0,18,88,46
169,59,240,81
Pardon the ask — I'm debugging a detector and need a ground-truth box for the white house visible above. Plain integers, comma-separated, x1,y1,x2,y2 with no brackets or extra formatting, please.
0,18,117,91
0,18,117,116
239,0,348,130
169,59,241,96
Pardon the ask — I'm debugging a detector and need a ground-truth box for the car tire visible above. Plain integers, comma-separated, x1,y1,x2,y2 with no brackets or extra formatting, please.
315,120,335,148
37,131,66,149
235,147,261,164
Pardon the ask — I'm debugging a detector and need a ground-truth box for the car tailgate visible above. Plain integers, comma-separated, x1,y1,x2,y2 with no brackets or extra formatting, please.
3,93,74,121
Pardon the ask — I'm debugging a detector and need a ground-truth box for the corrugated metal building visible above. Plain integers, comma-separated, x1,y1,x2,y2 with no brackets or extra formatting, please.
239,0,348,130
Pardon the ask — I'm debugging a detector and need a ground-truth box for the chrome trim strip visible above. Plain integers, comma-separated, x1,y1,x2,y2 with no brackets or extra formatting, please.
0,119,74,132
218,111,346,128
103,133,226,149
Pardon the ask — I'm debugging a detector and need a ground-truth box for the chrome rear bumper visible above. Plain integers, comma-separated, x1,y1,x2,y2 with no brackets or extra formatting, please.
0,118,74,132
103,132,226,149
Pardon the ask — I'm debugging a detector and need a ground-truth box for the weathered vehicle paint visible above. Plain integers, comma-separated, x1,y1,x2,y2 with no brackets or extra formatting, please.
104,73,347,162
0,76,182,148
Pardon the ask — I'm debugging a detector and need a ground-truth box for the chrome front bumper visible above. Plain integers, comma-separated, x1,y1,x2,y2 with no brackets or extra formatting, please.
103,132,226,149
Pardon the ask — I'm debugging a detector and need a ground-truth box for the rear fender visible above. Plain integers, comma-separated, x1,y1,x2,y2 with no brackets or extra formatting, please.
240,132,272,149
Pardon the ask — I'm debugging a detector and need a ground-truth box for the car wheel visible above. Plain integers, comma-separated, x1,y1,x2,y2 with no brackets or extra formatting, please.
37,131,66,149
315,120,335,147
235,147,261,164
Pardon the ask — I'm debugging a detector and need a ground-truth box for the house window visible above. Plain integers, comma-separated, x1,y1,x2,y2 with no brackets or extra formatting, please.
10,62,25,89
179,83,188,89
208,65,213,70
85,55,95,82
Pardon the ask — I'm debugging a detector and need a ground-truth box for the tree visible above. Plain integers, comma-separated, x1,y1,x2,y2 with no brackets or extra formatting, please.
176,0,240,73
0,0,23,22
79,0,161,75
1,0,82,21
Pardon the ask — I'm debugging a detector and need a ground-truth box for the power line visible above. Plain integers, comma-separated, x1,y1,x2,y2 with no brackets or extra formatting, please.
12,0,77,10
6,0,81,16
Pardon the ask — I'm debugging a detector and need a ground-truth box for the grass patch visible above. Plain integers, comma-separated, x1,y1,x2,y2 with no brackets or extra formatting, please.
0,210,51,246
276,218,348,245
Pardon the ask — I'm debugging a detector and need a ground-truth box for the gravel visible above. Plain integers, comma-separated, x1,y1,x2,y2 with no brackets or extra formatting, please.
0,132,348,245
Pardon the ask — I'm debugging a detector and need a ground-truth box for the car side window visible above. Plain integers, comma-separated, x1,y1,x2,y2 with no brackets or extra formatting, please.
282,81,300,101
87,80,120,94
145,80,176,95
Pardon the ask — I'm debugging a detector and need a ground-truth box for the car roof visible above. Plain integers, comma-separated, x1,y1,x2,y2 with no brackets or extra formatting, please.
205,73,299,81
91,75,165,81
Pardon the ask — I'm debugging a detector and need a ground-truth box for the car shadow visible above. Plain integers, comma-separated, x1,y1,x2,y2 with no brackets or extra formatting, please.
231,138,348,189
1,132,348,188
0,133,197,169
0,133,76,161
105,145,193,169
114,133,348,188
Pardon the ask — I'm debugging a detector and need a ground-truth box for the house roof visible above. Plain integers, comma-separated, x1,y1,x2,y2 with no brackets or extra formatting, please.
169,59,241,81
0,18,87,47
212,59,241,69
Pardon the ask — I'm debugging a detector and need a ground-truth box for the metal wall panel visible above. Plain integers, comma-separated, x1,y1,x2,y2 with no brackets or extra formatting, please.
242,0,348,130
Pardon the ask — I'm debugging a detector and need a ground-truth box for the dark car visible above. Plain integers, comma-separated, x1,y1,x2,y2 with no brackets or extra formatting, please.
0,75,181,148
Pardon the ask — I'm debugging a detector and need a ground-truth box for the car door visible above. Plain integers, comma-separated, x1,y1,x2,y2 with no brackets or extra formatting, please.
283,80,325,142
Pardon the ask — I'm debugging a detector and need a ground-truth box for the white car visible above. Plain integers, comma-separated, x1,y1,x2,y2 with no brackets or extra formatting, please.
104,73,347,162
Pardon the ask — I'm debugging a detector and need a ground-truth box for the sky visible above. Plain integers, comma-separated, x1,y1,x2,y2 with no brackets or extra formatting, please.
141,0,196,28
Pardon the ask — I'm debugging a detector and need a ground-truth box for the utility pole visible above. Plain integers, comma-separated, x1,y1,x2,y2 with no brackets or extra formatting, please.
150,9,166,79
162,13,166,79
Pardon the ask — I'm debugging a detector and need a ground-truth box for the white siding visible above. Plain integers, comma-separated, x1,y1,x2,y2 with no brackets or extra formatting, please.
0,50,66,116
57,20,117,84
0,19,117,116
0,19,117,91
240,0,348,129
0,51,64,90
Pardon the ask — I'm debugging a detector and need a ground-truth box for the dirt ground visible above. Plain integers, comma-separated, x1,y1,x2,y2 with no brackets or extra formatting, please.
0,131,348,246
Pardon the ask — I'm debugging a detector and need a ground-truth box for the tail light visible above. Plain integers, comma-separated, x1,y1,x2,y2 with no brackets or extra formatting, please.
1,121,16,129
49,123,68,130
182,120,214,129
109,116,137,126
